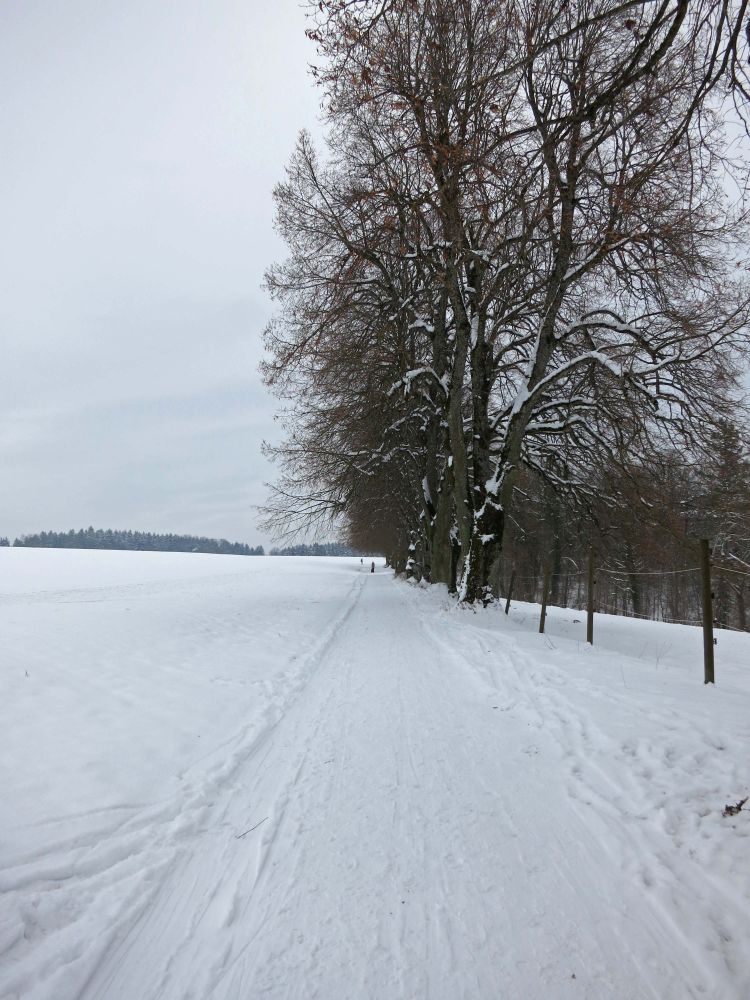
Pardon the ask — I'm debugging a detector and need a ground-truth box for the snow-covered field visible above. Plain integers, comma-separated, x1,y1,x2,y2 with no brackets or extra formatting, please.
1,548,748,1000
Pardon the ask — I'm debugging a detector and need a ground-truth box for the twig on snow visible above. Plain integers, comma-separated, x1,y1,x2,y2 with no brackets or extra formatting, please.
235,817,269,839
722,797,748,817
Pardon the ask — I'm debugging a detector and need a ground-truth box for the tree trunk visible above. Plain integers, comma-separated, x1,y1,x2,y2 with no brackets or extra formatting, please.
431,465,455,588
736,581,747,631
446,304,473,579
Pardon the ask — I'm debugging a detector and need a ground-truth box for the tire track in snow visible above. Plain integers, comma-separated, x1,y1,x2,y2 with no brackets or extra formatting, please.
0,574,367,1000
76,572,367,1000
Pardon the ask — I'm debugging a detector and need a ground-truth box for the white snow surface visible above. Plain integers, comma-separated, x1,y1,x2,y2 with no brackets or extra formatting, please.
1,548,749,1000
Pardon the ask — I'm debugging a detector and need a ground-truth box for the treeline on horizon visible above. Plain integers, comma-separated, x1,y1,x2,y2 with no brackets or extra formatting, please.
269,542,363,556
4,527,264,556
0,529,364,558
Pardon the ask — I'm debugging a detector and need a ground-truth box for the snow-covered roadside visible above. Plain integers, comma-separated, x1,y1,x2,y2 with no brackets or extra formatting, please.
0,550,366,998
1,549,748,999
407,582,750,994
1,550,364,849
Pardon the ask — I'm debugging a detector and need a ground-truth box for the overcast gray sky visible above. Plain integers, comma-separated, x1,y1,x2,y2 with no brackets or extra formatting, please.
1,0,321,547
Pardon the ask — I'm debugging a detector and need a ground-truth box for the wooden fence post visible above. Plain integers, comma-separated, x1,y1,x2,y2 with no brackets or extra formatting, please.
539,563,551,634
504,569,516,615
586,545,595,645
699,538,715,684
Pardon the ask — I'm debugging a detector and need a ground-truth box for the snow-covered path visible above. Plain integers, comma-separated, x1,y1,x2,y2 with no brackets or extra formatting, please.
2,552,748,999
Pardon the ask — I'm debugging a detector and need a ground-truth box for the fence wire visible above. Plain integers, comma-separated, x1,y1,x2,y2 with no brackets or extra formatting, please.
501,552,749,634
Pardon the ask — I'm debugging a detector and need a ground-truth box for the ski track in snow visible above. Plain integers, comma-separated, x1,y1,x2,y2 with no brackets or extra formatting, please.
1,550,748,999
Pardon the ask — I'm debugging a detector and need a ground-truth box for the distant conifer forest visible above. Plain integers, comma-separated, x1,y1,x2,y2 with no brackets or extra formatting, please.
8,527,264,556
268,542,360,557
1,529,367,557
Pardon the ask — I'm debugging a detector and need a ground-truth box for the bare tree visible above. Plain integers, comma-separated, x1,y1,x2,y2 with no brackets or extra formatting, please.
263,0,750,603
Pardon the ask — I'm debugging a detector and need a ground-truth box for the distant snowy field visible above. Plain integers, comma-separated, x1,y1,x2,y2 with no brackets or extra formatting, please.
1,548,748,999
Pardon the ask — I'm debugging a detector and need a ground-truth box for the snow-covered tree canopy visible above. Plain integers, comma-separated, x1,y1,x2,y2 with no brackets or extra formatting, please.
262,0,750,601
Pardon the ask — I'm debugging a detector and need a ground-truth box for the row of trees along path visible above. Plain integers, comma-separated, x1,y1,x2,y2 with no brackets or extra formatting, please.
262,1,750,608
